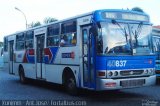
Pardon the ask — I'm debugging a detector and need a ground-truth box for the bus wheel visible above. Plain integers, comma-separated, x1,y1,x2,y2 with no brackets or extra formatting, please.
19,66,26,84
65,75,77,95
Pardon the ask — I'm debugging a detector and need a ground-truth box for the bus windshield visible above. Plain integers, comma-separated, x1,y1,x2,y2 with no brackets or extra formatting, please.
130,24,151,48
97,22,152,55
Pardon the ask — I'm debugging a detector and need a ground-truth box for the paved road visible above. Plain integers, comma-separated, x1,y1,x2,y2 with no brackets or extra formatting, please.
0,70,160,106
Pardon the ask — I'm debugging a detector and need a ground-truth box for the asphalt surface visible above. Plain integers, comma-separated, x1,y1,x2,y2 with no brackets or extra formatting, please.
0,70,160,106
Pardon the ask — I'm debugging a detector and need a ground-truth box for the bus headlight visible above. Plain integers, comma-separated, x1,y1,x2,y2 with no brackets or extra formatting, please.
144,69,148,74
108,71,113,77
153,69,156,75
150,69,155,75
148,69,152,75
148,69,154,75
114,71,118,76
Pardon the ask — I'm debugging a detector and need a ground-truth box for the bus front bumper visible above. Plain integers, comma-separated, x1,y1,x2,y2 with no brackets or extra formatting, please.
96,75,156,91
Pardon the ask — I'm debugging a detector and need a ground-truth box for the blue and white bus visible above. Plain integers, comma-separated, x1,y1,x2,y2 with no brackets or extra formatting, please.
3,9,156,95
152,27,160,77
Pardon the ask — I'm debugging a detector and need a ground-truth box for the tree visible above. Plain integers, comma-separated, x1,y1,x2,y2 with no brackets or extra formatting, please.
132,7,144,13
43,17,58,24
28,21,41,28
28,17,57,28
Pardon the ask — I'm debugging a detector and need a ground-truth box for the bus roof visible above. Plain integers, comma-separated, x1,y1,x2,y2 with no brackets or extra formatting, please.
4,9,150,38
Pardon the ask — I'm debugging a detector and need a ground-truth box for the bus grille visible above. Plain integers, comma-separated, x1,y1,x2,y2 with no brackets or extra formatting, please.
120,79,145,87
120,70,144,76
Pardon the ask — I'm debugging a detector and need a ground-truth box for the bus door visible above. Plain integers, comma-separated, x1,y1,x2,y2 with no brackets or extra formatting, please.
35,34,45,79
152,36,160,71
81,26,96,89
9,40,14,74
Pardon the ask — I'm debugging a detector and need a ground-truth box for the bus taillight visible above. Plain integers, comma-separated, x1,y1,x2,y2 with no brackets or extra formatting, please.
98,71,106,77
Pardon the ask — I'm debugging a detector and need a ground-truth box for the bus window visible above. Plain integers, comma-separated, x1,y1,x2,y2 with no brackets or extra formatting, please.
72,34,76,45
16,33,25,50
47,24,60,47
16,42,25,50
47,35,59,46
152,37,160,60
26,31,33,40
83,29,88,55
1,48,3,56
60,21,77,46
25,40,33,49
25,31,34,49
4,37,8,52
16,33,24,41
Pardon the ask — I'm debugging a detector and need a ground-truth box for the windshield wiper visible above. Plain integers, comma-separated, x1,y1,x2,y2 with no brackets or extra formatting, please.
131,22,143,47
112,20,128,43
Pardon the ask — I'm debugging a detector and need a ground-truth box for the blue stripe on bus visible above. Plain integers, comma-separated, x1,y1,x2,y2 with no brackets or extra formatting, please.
27,55,35,63
96,55,155,70
50,47,59,63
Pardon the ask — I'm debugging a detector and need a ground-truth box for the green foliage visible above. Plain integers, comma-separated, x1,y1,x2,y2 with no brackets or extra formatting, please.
28,17,58,28
28,21,41,28
132,7,144,13
43,17,58,24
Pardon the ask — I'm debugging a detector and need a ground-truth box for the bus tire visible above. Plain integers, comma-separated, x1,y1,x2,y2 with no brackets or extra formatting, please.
19,66,26,84
65,75,77,96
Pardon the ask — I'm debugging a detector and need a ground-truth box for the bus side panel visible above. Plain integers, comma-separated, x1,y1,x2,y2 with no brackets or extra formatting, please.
13,63,19,76
14,50,36,79
58,46,80,65
45,65,80,86
22,63,36,79
3,52,9,73
14,50,25,76
15,51,25,63
45,45,81,87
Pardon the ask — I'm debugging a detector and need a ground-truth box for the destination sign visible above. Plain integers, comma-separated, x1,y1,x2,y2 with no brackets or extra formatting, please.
103,12,149,22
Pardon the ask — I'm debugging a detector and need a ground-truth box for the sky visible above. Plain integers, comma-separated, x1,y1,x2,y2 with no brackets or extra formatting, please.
0,0,159,42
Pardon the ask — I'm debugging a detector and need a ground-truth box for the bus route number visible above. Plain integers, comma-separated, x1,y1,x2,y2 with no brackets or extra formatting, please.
107,60,127,67
116,60,127,67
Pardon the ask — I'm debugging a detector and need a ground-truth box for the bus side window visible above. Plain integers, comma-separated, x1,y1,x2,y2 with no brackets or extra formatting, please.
25,40,33,49
4,37,8,52
83,29,88,55
1,48,3,56
47,24,60,47
72,34,77,45
25,31,34,49
60,34,68,46
16,33,25,50
61,20,77,47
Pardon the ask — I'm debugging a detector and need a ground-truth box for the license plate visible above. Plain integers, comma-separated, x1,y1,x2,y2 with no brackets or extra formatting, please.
120,79,145,87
